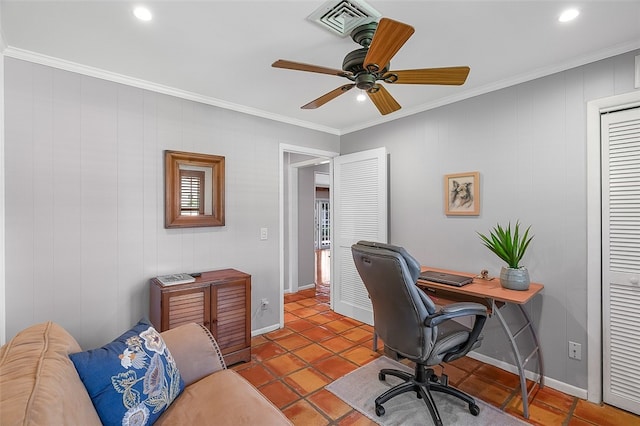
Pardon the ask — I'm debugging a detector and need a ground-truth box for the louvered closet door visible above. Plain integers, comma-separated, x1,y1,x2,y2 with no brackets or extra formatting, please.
332,147,388,325
602,107,640,415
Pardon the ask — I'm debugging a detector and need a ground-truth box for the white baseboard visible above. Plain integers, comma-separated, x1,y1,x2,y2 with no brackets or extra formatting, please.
251,323,281,337
298,283,316,291
467,351,588,399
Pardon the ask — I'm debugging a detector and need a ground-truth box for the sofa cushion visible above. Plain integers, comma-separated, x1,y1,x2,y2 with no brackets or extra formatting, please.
0,322,102,426
69,319,184,426
155,369,292,425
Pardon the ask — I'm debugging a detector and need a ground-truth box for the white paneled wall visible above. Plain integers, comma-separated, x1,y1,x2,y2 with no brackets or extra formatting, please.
339,50,640,391
3,57,339,349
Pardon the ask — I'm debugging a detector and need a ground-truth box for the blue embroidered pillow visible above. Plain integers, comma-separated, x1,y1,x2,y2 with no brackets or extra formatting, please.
69,319,184,426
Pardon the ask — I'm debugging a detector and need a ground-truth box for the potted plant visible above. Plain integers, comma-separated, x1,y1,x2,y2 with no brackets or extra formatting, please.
477,221,534,290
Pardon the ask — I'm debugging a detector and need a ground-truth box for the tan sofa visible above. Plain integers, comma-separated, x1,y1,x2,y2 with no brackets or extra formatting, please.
0,321,292,425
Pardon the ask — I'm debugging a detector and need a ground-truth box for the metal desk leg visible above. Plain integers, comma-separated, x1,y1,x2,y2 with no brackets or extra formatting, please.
493,302,544,419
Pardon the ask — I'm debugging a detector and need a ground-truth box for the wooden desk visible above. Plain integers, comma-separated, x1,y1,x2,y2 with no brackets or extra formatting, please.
416,266,544,419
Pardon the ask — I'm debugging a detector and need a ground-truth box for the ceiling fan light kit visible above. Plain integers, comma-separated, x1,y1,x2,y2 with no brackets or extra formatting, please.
272,17,471,116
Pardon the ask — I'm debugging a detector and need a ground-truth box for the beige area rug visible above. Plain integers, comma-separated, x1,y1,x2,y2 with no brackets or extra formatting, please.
326,356,528,426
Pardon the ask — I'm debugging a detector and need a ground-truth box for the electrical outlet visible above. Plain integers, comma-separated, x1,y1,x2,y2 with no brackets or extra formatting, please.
260,228,268,240
569,341,582,360
260,298,269,310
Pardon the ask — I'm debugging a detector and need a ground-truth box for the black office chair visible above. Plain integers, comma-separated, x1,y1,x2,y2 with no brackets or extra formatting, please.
351,241,488,426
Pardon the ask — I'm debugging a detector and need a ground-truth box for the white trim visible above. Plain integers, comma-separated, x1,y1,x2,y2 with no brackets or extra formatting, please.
586,90,640,404
635,55,640,89
0,45,6,345
4,47,341,136
251,323,281,337
467,351,588,400
297,283,316,291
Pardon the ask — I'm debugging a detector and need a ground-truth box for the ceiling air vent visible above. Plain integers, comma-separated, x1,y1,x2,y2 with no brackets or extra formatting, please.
307,0,382,37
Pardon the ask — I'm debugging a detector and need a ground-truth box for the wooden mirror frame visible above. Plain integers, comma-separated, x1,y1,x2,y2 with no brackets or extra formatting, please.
165,150,225,228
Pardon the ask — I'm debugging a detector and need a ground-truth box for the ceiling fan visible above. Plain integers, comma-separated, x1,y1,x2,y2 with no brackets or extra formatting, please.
272,18,470,115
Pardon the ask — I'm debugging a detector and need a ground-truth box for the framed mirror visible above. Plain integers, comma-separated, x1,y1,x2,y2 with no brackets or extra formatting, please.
165,150,225,228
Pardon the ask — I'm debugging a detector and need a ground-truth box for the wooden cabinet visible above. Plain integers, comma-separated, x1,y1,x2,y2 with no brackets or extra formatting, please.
150,269,251,365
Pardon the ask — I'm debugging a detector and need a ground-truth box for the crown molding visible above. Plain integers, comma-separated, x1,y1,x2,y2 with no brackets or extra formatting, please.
3,47,341,136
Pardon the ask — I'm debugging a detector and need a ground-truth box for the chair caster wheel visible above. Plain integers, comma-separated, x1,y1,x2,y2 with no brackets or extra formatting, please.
469,403,480,416
429,374,439,382
375,404,385,416
378,372,386,381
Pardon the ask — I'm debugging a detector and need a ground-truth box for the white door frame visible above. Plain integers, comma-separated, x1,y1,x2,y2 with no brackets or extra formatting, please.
586,90,640,403
279,144,338,327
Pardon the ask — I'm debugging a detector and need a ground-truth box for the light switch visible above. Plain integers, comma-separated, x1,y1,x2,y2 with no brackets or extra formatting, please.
260,228,268,240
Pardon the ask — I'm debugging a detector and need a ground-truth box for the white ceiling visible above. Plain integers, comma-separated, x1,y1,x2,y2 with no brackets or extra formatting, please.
2,1,640,135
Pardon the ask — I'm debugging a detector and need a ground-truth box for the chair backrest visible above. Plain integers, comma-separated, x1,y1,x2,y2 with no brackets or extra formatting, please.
351,241,437,360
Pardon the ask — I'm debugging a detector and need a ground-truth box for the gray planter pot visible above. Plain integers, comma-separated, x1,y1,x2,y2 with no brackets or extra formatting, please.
500,266,530,291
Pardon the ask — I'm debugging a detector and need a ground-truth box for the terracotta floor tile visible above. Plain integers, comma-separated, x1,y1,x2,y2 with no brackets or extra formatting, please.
568,417,597,426
287,318,316,332
457,375,512,408
258,380,301,409
306,313,334,325
448,355,484,373
235,363,275,387
341,345,380,366
291,307,320,318
300,325,337,342
265,327,294,341
440,363,468,387
337,410,379,426
252,341,286,361
284,367,332,396
293,343,334,364
311,303,331,312
277,334,313,351
285,301,305,312
506,396,568,425
298,298,318,307
283,399,330,426
308,389,352,420
358,324,374,333
284,312,298,322
264,353,308,376
341,327,373,343
532,385,575,412
251,334,268,346
284,293,307,303
474,363,520,389
324,319,357,334
573,400,640,426
319,336,359,353
313,355,359,380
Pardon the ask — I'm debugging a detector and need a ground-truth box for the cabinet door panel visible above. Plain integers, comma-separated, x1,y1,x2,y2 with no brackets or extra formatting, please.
212,279,249,353
166,287,210,329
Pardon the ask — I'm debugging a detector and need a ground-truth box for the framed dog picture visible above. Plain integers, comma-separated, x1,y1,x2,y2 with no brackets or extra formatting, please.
444,171,480,216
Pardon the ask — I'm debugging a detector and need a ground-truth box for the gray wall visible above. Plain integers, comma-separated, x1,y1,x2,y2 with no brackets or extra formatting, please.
4,57,339,349
340,49,640,390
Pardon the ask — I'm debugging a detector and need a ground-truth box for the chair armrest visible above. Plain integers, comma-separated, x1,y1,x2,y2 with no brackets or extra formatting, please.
424,302,488,362
161,323,226,386
423,302,487,327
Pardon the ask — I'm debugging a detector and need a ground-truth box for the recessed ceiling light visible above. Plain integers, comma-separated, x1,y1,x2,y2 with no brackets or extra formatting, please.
559,8,579,23
133,6,152,21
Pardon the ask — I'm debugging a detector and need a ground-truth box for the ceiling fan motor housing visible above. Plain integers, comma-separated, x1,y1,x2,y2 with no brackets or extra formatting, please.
342,48,389,90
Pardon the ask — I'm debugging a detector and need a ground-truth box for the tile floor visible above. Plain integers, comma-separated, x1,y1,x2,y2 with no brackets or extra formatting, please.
231,284,640,426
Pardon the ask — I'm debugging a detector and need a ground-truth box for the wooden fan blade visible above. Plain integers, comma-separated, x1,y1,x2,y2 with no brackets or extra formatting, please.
301,84,356,109
272,59,351,78
385,67,470,85
364,18,415,72
367,85,401,115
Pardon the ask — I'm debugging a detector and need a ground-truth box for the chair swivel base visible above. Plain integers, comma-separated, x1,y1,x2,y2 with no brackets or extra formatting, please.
375,365,480,426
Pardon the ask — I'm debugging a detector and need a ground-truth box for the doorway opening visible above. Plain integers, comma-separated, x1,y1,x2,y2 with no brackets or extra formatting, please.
279,144,338,328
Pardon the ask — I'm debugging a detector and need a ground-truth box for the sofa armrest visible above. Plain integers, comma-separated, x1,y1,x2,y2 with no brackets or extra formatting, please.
161,323,226,386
